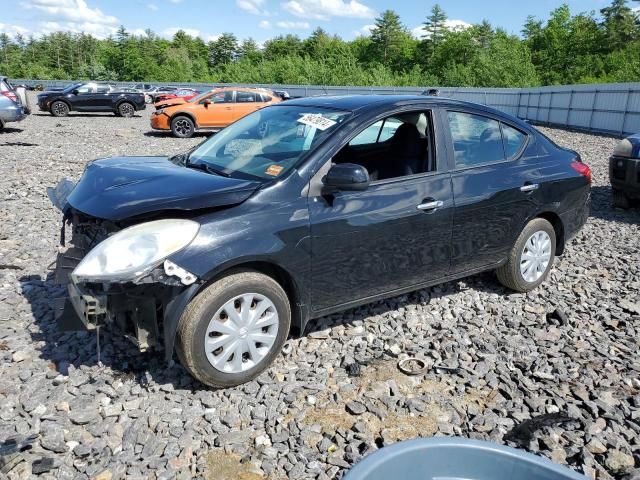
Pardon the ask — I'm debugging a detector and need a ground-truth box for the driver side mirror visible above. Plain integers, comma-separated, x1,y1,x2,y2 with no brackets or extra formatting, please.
72,89,79,95
322,163,370,193
203,99,211,108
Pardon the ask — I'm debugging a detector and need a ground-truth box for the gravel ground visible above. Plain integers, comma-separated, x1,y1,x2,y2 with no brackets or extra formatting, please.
0,93,639,480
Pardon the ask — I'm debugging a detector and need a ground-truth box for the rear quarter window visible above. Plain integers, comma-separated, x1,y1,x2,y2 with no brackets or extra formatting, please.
501,123,528,159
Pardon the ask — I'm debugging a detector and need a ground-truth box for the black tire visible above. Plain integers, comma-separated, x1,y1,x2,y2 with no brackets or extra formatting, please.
117,102,135,117
50,101,69,117
176,270,291,388
613,190,631,209
496,218,556,292
171,115,195,138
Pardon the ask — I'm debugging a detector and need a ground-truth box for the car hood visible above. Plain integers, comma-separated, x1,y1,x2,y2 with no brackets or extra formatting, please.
156,97,187,109
52,156,260,221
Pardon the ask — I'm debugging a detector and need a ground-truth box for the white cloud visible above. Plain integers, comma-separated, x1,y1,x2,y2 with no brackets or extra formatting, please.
412,19,471,39
168,0,184,3
237,0,269,16
282,0,376,20
0,23,30,37
276,20,311,29
162,27,200,38
38,20,117,38
24,0,118,25
259,20,272,29
20,0,119,38
353,24,374,37
207,34,222,42
147,3,158,11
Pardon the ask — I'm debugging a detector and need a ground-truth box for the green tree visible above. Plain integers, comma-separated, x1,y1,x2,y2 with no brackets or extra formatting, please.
208,33,239,67
369,10,415,69
422,4,448,57
600,0,639,51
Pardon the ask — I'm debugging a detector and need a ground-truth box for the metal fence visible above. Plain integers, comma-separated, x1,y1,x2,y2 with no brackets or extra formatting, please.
12,78,640,137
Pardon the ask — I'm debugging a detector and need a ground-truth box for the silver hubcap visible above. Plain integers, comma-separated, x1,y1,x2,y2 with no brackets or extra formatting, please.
204,293,279,373
520,230,552,283
53,103,66,115
120,104,133,116
175,119,192,135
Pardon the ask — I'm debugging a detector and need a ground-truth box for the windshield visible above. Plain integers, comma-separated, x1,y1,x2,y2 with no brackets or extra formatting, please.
62,82,83,93
190,89,217,103
188,105,350,180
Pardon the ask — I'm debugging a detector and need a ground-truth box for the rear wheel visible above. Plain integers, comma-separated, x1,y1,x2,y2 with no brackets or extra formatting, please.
171,115,195,138
176,270,291,388
496,218,556,292
117,102,135,117
50,101,69,117
613,190,631,209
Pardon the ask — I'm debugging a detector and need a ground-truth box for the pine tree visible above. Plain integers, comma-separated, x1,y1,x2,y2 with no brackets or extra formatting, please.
370,10,409,66
422,4,448,57
600,0,639,51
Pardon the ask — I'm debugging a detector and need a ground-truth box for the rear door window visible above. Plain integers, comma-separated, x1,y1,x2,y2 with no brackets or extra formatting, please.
448,111,505,168
236,91,258,103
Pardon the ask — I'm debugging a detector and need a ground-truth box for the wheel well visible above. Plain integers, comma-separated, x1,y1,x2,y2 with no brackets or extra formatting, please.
536,211,565,255
170,112,197,128
202,261,302,335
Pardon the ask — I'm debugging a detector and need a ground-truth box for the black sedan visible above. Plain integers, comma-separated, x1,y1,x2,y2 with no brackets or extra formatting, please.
37,82,146,117
48,95,591,387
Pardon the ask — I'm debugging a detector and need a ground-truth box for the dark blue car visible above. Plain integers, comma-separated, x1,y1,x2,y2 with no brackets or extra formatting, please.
49,95,591,387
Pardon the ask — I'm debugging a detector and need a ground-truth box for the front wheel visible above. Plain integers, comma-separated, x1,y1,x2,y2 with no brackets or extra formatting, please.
496,218,556,292
176,270,291,388
171,115,195,138
50,101,69,117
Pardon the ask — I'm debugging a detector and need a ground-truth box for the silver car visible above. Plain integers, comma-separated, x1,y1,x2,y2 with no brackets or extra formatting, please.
0,77,27,131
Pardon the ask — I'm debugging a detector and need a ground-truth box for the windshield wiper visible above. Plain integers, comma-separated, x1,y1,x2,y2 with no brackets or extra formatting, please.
183,158,231,177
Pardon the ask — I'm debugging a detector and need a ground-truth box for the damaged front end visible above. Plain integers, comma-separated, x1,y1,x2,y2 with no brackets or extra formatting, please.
49,181,201,358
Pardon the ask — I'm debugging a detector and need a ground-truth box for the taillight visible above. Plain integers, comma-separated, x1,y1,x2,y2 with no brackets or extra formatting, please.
1,91,18,103
571,160,592,184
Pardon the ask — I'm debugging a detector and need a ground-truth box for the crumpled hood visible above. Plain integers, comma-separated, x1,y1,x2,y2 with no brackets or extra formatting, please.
155,97,187,109
63,156,260,221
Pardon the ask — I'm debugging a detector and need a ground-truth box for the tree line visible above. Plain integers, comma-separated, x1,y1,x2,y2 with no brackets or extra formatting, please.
0,0,638,87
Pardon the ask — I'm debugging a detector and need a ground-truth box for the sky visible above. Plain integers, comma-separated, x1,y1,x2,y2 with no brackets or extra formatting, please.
0,0,627,43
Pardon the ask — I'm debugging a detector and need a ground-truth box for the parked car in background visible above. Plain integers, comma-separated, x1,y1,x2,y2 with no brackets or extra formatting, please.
37,82,146,117
610,133,640,208
146,86,178,103
50,95,591,387
131,83,155,92
151,87,282,137
154,88,200,104
0,76,28,131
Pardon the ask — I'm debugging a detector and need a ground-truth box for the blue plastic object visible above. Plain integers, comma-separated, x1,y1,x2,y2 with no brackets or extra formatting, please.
344,437,587,480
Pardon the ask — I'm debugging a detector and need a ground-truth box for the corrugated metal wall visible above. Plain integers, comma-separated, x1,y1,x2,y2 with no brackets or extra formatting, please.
12,79,640,136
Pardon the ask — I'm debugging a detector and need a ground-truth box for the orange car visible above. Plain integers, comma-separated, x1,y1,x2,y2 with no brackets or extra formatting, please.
150,87,282,138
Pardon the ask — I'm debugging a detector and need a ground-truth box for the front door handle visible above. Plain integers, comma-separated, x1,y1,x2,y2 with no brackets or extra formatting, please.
520,183,539,192
417,200,444,211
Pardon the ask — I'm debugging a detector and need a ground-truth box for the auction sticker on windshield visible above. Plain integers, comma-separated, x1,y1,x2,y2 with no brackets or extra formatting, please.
265,164,284,176
297,113,337,131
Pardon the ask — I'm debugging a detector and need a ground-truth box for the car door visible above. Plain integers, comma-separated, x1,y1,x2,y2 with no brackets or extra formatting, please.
72,84,97,110
232,90,261,122
446,110,539,274
198,90,235,128
308,110,453,312
93,85,113,110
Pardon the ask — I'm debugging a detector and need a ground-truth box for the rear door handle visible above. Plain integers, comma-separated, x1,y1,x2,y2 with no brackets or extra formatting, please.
520,183,539,192
417,200,444,211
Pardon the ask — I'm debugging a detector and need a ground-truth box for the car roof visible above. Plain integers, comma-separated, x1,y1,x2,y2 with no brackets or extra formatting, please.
285,94,498,114
283,94,529,129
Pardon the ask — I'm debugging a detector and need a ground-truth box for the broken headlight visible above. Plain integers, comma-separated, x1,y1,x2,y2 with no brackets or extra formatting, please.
72,219,199,282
